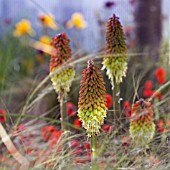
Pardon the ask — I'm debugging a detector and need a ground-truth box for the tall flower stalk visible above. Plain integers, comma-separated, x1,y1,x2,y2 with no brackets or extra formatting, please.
130,98,155,148
78,60,107,167
102,14,127,127
50,32,75,131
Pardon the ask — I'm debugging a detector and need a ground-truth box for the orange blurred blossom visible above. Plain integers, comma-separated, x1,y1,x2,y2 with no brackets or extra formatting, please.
38,13,58,30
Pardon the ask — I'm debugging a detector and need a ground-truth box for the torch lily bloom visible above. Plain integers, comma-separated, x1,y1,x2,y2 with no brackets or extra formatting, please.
78,60,107,136
102,14,127,87
49,32,75,99
130,99,155,147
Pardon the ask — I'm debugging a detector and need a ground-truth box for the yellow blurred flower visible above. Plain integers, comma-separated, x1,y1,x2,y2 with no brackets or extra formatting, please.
39,35,51,45
13,19,35,37
38,13,58,30
66,12,87,29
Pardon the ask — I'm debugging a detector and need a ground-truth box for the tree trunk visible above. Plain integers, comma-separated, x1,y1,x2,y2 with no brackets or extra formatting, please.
134,0,162,62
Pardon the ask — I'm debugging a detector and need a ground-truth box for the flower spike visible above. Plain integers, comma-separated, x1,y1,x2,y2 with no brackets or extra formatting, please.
50,32,75,99
130,98,155,147
78,60,107,136
102,14,127,87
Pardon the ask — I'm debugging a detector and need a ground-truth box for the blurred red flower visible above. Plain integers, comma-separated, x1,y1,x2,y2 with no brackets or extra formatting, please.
123,101,132,117
48,130,62,147
41,125,57,141
74,118,82,127
143,89,154,97
102,124,112,132
143,80,163,99
155,67,166,84
83,142,90,150
67,102,77,116
157,119,170,133
143,80,154,97
105,93,113,108
0,109,6,122
145,80,153,89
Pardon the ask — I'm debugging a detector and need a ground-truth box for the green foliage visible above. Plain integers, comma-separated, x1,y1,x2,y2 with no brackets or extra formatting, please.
0,35,36,94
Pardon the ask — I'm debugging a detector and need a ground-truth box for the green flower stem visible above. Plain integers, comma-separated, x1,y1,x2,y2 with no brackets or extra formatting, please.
59,93,68,131
112,83,121,129
91,134,98,170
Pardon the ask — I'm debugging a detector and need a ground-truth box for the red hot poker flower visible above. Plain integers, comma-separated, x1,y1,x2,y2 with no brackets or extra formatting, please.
130,98,155,147
155,67,166,84
0,109,6,122
49,32,75,99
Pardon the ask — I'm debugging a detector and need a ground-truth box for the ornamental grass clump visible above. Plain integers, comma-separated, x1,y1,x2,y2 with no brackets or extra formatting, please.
102,14,127,125
50,32,75,131
130,98,155,148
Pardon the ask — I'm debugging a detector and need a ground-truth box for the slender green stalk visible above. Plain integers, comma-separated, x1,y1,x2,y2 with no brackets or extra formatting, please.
59,93,69,162
91,134,98,170
112,83,121,128
59,93,68,131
